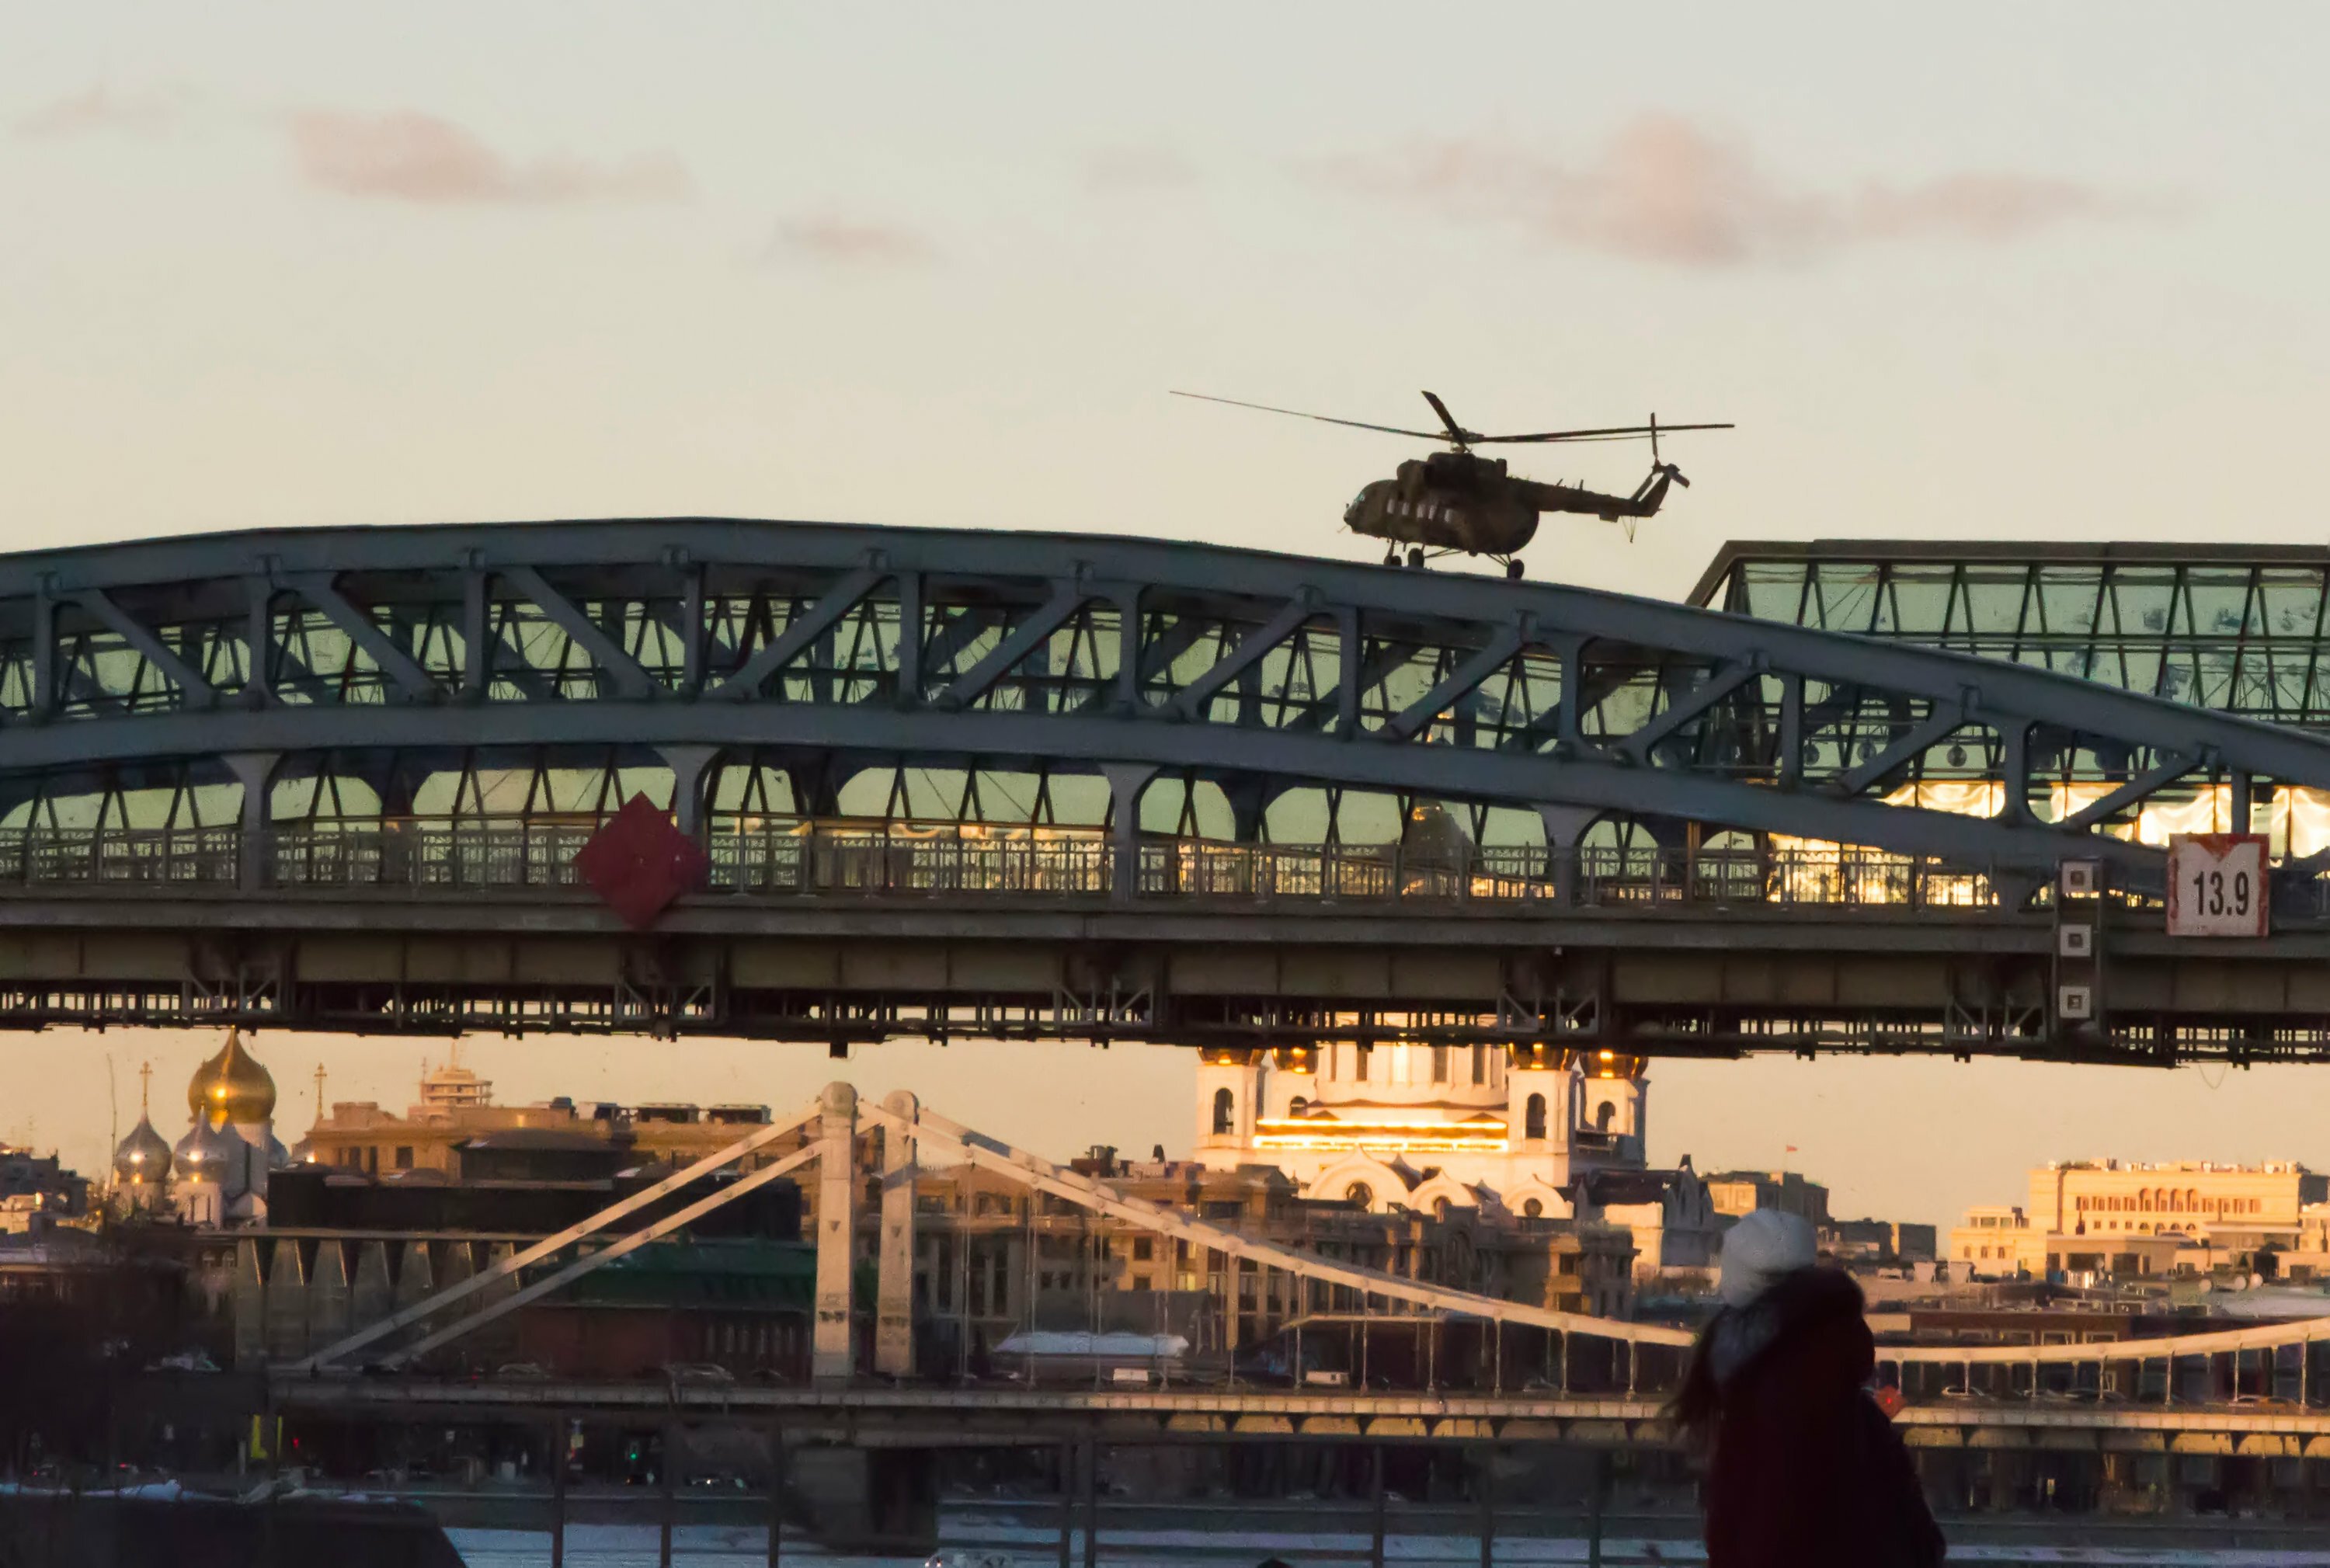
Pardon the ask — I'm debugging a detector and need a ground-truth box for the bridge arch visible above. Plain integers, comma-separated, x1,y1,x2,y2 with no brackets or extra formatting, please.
8,517,2330,884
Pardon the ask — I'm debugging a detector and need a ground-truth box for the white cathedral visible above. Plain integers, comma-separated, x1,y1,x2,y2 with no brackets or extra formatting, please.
1195,1041,1717,1276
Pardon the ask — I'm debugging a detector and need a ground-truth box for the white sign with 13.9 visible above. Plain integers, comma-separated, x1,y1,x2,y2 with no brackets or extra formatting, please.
2165,833,2269,938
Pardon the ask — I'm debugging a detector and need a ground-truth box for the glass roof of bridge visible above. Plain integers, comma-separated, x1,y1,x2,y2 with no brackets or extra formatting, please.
1689,541,2330,728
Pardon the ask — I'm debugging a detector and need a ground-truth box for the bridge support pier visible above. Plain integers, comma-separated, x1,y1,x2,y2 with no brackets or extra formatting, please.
1369,1445,1388,1568
1099,763,1156,902
813,1083,859,1384
547,1413,566,1568
1475,1442,1495,1568
222,752,280,894
876,1091,920,1378
659,1416,677,1568
766,1421,785,1568
1537,805,1596,906
1080,1436,1099,1568
658,744,720,837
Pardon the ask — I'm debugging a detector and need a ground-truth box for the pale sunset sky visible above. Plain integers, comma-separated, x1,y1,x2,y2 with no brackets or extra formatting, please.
3,5,2328,1230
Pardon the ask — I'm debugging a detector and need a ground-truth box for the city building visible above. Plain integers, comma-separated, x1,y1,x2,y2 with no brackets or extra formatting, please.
0,1144,89,1232
304,1055,785,1178
1707,1170,1831,1227
2028,1159,2327,1238
190,1127,809,1369
1573,1165,1720,1279
1949,1160,2330,1280
513,1238,814,1382
1824,1219,1939,1267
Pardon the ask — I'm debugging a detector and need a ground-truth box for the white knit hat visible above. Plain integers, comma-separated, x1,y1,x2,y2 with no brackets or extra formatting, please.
1718,1208,1818,1308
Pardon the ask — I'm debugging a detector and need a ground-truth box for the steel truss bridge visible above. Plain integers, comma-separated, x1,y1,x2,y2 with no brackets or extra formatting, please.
13,519,2330,1061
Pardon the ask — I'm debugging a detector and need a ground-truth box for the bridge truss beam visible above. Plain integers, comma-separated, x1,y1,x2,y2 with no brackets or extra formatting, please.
7,519,2330,887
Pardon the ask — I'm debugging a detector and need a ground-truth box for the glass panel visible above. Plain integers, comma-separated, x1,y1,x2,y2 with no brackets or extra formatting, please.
1809,564,1880,633
1738,563,1810,623
1879,568,1953,636
2258,571,2325,639
2031,569,2102,642
1960,568,2032,637
2107,571,2177,637
2184,568,2253,640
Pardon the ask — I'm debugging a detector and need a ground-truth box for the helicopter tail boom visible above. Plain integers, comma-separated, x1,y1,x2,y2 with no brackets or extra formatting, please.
1515,461,1686,522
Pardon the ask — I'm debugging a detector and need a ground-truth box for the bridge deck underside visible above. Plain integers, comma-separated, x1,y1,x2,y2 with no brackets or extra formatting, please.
10,895,2330,1062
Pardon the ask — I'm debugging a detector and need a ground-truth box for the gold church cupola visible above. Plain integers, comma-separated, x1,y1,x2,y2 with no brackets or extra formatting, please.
186,1027,277,1126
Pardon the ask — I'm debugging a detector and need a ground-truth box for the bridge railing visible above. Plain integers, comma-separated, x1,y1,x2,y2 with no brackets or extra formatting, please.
0,825,244,886
713,827,1114,897
5,816,2307,917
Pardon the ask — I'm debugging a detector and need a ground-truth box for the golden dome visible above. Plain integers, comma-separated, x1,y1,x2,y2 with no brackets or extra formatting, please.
186,1028,276,1125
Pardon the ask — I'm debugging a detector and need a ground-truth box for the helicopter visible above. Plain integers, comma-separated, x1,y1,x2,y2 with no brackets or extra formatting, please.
1173,389,1731,579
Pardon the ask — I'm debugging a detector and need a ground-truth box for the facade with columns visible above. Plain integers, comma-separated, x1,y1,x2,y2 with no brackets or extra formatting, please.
1196,1043,1652,1205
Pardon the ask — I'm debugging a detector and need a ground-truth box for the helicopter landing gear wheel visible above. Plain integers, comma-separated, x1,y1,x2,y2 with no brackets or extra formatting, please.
1504,558,1525,580
1383,548,1399,566
1406,547,1425,569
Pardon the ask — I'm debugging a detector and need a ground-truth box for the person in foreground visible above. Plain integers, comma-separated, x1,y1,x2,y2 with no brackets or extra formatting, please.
1671,1209,1946,1568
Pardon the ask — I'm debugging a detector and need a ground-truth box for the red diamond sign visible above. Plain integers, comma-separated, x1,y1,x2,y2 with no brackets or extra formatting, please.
572,794,709,930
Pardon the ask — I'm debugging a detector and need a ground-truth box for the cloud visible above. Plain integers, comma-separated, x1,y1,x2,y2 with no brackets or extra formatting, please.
766,213,937,268
290,110,692,205
1083,146,1197,193
1316,114,2149,266
13,82,199,139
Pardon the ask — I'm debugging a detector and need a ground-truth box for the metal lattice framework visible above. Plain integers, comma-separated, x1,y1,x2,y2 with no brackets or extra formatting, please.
1696,541,2330,728
9,517,2330,896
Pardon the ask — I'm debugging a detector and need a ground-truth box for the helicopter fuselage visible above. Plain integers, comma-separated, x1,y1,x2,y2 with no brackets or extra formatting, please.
1343,452,1539,558
1343,448,1682,561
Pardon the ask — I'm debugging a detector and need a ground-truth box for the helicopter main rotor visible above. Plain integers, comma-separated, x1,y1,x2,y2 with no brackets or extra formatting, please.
1170,388,1731,456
